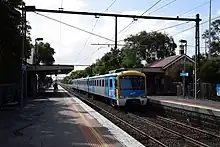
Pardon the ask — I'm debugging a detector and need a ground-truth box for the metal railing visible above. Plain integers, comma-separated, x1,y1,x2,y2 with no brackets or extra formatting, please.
177,82,220,101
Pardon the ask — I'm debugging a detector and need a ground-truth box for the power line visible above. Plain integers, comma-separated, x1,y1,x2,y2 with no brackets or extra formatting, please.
75,0,117,63
118,0,163,35
179,0,212,16
118,1,215,44
34,12,115,42
117,0,178,40
172,15,220,36
85,0,165,61
151,0,214,36
149,0,177,14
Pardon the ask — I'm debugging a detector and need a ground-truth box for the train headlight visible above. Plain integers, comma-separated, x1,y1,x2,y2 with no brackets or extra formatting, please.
141,95,147,98
120,96,125,99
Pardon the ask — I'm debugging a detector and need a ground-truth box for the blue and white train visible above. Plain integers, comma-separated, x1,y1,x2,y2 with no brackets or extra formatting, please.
72,69,147,106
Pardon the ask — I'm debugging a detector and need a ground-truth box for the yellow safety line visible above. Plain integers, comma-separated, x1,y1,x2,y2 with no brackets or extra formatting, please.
67,98,110,147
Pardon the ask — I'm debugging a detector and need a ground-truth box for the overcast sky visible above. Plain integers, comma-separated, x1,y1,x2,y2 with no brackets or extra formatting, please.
24,0,220,73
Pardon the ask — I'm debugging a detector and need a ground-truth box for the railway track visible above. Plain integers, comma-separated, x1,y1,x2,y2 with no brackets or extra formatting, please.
129,113,220,147
62,85,167,146
61,84,219,146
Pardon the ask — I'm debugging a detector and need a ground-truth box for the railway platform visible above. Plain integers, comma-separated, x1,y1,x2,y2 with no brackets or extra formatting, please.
148,96,220,117
0,85,144,147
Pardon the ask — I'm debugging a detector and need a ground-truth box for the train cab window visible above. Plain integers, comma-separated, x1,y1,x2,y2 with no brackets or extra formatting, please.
115,79,117,88
102,79,104,87
110,79,112,88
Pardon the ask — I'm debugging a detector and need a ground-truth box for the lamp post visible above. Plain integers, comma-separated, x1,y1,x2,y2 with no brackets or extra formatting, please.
34,38,43,94
179,39,187,98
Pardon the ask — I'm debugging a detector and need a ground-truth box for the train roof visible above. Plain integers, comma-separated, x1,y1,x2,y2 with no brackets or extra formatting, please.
72,70,144,81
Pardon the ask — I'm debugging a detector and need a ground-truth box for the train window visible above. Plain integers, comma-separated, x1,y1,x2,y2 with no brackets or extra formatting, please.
105,79,108,87
115,79,117,88
110,79,112,88
102,79,104,87
99,80,101,87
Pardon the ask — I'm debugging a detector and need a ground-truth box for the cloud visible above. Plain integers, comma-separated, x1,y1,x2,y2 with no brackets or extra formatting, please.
25,0,204,71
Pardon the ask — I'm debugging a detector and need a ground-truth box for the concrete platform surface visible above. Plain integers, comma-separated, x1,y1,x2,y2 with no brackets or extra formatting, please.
0,86,144,147
148,96,220,117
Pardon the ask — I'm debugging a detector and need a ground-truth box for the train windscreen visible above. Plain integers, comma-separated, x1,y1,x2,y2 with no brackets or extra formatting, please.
119,75,145,90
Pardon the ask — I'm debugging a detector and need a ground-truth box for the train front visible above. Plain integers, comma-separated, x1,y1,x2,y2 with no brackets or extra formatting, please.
117,71,147,106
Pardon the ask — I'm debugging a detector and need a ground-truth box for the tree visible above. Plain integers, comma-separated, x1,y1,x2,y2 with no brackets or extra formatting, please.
36,42,55,65
123,31,177,64
0,0,32,84
202,19,220,56
200,57,220,83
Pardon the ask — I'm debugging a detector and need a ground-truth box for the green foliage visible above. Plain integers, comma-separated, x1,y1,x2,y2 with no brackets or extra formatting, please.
200,57,220,83
202,19,220,56
36,42,56,65
68,31,177,79
0,0,32,84
62,76,72,84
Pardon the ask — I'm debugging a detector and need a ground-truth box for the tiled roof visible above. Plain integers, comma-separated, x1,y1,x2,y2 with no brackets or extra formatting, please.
146,55,181,68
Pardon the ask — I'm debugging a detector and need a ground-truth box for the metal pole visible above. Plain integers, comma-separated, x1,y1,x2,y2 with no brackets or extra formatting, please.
24,6,200,21
115,16,117,50
208,0,212,59
34,40,37,94
24,8,27,101
183,45,186,98
20,2,25,109
194,14,200,100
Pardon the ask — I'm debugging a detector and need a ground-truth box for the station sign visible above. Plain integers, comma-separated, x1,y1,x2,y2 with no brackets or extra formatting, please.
180,72,188,77
216,84,220,96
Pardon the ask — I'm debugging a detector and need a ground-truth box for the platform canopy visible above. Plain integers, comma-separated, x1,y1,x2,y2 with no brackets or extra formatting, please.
27,64,74,75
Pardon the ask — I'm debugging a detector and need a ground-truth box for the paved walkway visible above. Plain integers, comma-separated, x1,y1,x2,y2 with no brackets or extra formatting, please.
0,91,116,147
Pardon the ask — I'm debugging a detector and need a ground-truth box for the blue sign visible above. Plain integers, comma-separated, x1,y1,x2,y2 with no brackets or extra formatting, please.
216,84,220,96
22,64,27,72
180,72,188,77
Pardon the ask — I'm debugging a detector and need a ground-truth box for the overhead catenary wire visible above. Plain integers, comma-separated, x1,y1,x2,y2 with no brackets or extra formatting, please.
157,0,215,30
117,0,178,42
171,15,220,36
84,0,167,61
179,0,214,16
75,0,117,63
34,12,115,42
118,0,163,35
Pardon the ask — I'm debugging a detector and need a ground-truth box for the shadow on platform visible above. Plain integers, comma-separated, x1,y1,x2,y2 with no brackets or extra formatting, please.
0,91,120,147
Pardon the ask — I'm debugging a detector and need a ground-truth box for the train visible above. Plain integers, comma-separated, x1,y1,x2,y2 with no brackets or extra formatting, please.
72,69,147,107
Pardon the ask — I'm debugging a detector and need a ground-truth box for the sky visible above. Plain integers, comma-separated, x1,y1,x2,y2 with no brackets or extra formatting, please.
24,0,220,76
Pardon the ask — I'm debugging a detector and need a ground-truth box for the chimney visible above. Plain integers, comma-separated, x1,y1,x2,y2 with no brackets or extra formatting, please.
179,44,184,55
151,52,156,61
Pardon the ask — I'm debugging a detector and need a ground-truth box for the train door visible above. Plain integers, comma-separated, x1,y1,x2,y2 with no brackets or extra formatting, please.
92,79,95,93
87,79,90,92
105,78,109,97
109,77,116,99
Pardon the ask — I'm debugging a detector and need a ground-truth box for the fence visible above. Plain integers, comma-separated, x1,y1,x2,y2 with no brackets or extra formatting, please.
0,83,20,107
176,82,220,101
